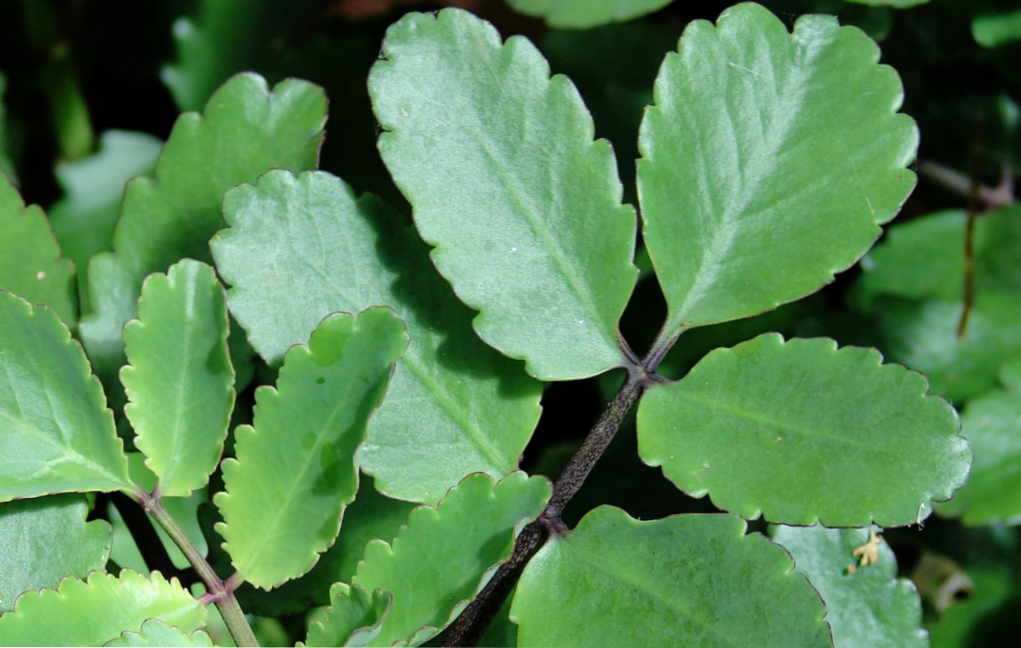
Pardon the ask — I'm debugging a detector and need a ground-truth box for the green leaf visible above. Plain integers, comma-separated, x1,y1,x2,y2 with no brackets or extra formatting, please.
301,583,391,648
79,73,326,397
0,71,16,181
511,507,831,647
0,494,111,612
926,568,1016,648
637,333,971,526
369,8,637,381
215,308,408,590
0,173,76,326
771,525,927,648
973,9,1021,48
506,0,674,28
0,570,207,647
0,292,132,501
120,260,234,498
843,0,928,7
213,170,542,504
352,472,551,646
105,619,214,647
637,2,917,338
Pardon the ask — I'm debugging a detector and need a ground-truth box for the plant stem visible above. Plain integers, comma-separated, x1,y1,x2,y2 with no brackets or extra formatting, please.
919,159,1015,208
107,491,192,586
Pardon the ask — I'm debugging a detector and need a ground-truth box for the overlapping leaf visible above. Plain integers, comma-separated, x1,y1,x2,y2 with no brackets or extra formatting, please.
0,292,132,500
0,494,111,612
369,8,637,380
105,619,214,648
771,525,927,648
213,170,542,504
301,583,391,647
352,472,551,646
637,333,971,526
0,173,76,326
79,73,326,395
216,308,407,590
511,508,831,647
121,260,234,497
506,0,674,28
637,2,917,339
0,570,206,646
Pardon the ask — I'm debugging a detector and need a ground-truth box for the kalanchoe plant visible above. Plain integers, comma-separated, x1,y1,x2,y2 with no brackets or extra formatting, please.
0,2,974,647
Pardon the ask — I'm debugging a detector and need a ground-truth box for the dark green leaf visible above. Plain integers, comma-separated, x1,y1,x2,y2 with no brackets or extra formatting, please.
506,0,674,28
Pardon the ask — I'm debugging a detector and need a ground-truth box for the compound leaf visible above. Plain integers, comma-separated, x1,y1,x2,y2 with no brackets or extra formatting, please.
506,0,674,28
105,619,214,648
0,292,132,501
0,173,76,326
120,259,234,498
0,570,207,647
370,8,637,381
637,333,971,526
301,583,391,648
215,308,407,590
638,2,917,338
511,507,831,647
771,525,927,648
353,472,551,647
0,494,111,612
213,170,542,504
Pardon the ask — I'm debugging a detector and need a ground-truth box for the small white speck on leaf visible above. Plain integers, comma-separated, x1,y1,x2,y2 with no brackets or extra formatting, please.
400,107,409,118
36,271,45,280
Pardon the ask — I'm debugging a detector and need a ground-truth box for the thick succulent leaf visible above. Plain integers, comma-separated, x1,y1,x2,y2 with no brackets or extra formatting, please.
352,472,551,646
369,8,637,381
506,0,674,28
79,73,326,394
301,583,391,648
511,507,830,647
637,2,917,337
0,292,132,500
637,333,971,526
771,525,927,648
0,570,207,647
0,173,76,326
215,308,407,590
0,71,14,180
120,260,234,497
0,494,111,612
213,170,542,504
973,9,1021,48
105,619,214,647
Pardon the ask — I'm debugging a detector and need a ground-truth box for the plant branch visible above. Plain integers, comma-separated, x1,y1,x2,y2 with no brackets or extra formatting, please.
107,491,190,585
919,159,1015,208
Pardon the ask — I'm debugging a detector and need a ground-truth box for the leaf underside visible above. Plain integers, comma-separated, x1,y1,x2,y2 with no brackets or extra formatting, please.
506,0,674,28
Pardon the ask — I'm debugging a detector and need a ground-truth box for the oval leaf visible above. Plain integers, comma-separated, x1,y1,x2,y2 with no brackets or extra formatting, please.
511,507,831,647
0,291,132,501
120,259,234,497
637,2,917,338
506,0,674,28
637,333,971,526
215,308,408,589
369,8,637,380
213,170,542,504
105,619,214,648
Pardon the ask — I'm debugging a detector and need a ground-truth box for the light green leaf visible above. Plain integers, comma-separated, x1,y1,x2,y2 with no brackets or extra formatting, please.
506,0,674,28
353,472,551,646
771,525,927,648
637,333,971,526
369,8,637,381
0,71,15,180
105,619,214,647
637,2,917,338
0,292,132,501
0,494,111,612
973,9,1021,48
0,173,76,326
213,170,542,504
511,507,830,647
0,570,207,647
79,73,326,398
301,583,391,648
120,259,234,498
215,308,407,590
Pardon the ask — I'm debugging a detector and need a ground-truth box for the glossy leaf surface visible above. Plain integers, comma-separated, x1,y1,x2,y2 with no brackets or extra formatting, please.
370,8,637,380
637,333,971,526
105,619,214,647
0,173,76,326
511,507,830,647
121,259,234,497
506,0,674,28
638,2,917,337
0,570,206,647
0,494,111,612
353,472,551,646
772,524,927,648
0,292,132,500
213,170,542,504
216,308,407,589
302,583,391,647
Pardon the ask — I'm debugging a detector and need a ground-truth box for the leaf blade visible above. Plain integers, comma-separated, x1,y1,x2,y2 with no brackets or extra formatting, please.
506,0,674,28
